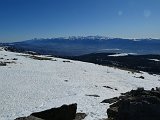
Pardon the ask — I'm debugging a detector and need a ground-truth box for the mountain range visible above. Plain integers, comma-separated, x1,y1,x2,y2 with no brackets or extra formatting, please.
1,36,160,56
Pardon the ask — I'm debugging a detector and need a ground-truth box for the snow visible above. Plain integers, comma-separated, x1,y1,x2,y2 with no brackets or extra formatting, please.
108,53,136,57
97,49,121,51
55,36,114,40
149,59,160,62
132,39,141,42
0,48,160,120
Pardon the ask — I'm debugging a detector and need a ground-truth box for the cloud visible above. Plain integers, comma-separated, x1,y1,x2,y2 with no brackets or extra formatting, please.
144,10,151,18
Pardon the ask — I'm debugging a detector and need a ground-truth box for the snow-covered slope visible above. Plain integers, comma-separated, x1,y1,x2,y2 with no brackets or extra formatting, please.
0,48,160,120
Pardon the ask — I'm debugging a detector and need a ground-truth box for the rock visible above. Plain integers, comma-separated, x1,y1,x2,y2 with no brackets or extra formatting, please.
106,88,160,120
101,97,119,104
139,76,145,79
156,87,160,91
103,86,118,91
0,62,7,66
114,88,118,91
107,107,118,118
15,103,77,120
12,58,18,60
32,103,77,120
63,60,71,63
85,94,100,97
103,86,113,90
74,113,87,120
15,115,43,120
135,76,145,79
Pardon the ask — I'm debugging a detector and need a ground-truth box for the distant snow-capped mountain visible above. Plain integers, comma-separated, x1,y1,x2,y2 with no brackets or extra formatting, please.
1,36,160,56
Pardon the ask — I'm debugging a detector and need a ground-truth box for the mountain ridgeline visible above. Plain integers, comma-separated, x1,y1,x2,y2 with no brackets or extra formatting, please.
2,36,160,56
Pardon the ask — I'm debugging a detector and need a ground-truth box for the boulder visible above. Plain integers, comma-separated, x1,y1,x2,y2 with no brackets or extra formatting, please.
106,88,160,120
15,103,77,120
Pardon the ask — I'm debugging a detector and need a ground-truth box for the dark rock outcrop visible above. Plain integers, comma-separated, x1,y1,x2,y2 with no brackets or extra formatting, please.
106,87,160,120
101,97,119,104
31,103,77,120
15,103,78,120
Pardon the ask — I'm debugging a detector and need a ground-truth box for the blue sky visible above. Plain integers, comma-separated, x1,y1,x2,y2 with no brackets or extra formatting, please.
0,0,160,42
